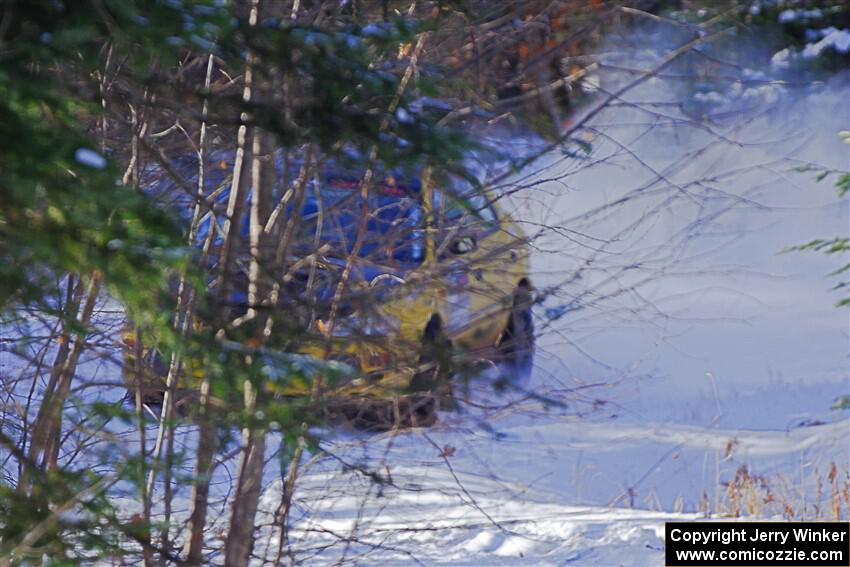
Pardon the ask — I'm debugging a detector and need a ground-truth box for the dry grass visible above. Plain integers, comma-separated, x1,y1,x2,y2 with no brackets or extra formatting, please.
717,461,849,521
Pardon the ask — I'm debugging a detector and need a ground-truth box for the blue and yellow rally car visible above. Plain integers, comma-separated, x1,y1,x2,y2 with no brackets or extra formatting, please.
125,153,534,426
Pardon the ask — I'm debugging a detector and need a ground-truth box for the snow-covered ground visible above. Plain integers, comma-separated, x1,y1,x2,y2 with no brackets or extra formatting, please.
249,417,847,565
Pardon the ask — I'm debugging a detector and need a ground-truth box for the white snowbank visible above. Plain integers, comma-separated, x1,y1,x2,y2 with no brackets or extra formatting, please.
250,418,848,565
802,29,850,58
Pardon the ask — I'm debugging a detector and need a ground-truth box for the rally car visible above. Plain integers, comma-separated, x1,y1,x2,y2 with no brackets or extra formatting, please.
124,152,534,428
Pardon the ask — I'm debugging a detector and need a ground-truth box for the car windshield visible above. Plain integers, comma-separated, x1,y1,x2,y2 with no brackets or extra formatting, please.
193,156,426,268
296,176,424,266
432,175,499,240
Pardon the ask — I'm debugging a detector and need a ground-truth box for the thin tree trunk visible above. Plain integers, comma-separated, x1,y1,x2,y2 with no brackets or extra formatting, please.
215,40,254,324
21,277,82,491
184,52,218,566
22,271,101,496
134,328,154,567
273,440,303,565
246,130,273,320
40,273,102,472
224,3,268,566
223,381,266,567
225,129,274,565
125,96,155,567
